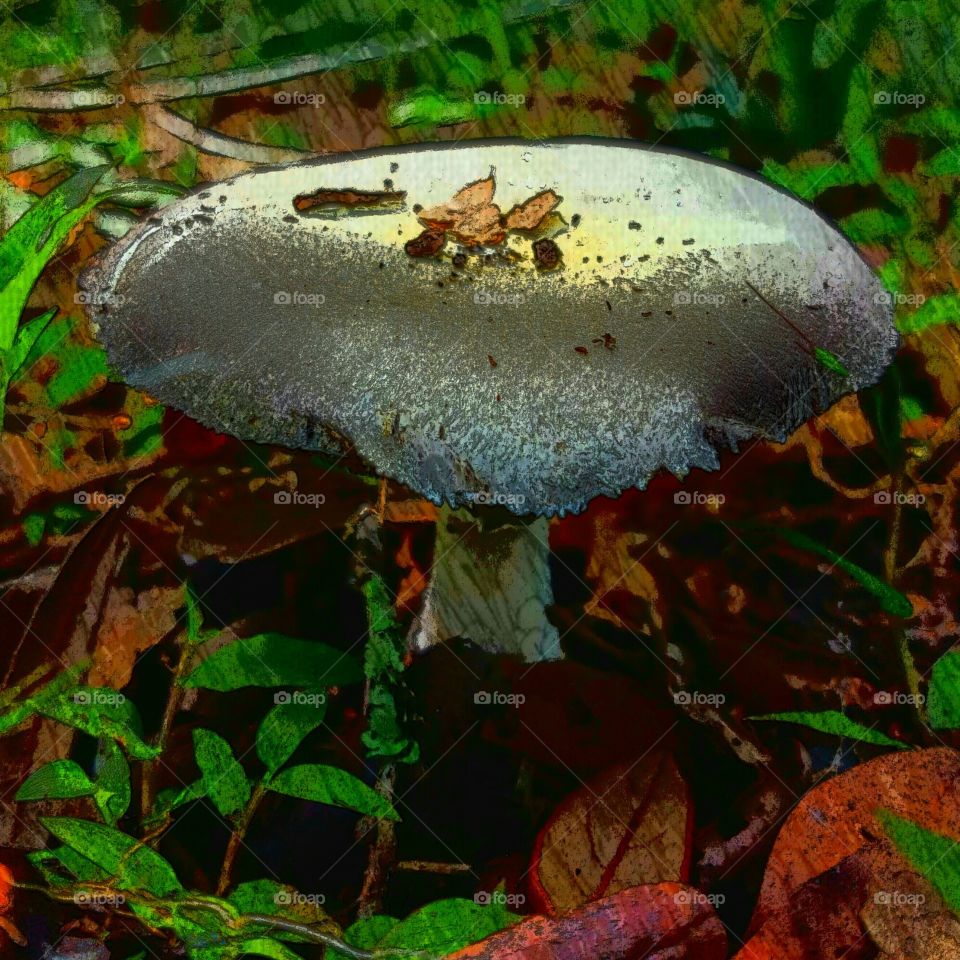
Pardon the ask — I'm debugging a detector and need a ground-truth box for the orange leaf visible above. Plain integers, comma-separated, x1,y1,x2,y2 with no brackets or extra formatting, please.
503,190,562,231
529,753,692,915
418,173,496,228
751,746,960,933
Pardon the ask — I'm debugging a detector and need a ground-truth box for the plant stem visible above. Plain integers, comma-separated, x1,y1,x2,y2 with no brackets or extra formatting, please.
141,635,190,819
357,763,397,918
217,782,267,896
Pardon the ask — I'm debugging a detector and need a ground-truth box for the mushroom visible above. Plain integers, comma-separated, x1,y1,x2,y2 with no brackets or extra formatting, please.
80,138,897,663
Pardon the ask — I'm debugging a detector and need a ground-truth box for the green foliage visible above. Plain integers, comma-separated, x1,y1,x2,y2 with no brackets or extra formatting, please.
813,347,851,377
750,710,907,749
880,810,960,915
94,738,131,824
41,817,182,896
255,691,327,777
266,763,399,820
775,529,913,618
331,897,520,960
192,729,251,817
362,574,419,763
16,760,96,802
928,650,960,729
181,634,362,691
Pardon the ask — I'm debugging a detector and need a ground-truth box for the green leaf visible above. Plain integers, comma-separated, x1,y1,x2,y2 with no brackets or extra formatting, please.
0,164,110,348
813,346,850,377
181,634,362,692
95,738,131,824
39,686,159,760
879,810,960,914
7,307,56,377
377,898,519,956
266,764,399,821
776,529,913,618
897,293,960,335
226,939,304,960
184,582,205,644
27,844,107,886
256,691,327,777
144,779,209,827
16,759,95,801
41,816,182,896
928,650,960,730
192,729,251,817
327,916,399,960
751,710,907,749
227,879,328,940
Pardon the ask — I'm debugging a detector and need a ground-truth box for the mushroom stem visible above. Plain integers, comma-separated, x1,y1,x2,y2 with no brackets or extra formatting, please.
410,506,562,663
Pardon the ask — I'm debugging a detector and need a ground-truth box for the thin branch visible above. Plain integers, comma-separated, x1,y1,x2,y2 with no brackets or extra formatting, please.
395,860,473,874
216,782,267,895
145,105,312,164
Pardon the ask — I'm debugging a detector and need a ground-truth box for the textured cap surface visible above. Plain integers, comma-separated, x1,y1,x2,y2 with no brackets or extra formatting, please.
82,138,897,516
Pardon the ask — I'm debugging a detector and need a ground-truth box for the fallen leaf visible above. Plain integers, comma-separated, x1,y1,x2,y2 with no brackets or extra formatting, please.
751,747,960,932
447,884,726,960
503,190,562,231
418,174,496,228
529,752,691,915
449,203,505,247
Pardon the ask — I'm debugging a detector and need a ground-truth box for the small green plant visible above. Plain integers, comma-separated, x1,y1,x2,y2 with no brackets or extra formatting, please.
4,584,515,959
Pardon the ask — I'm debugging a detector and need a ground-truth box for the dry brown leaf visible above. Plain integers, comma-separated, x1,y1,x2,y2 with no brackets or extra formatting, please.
529,752,691,915
751,747,960,932
418,173,496,228
449,884,726,960
503,189,562,231
448,203,505,247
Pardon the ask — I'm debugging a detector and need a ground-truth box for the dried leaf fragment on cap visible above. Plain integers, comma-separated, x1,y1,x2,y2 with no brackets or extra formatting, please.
418,172,497,229
503,189,562,231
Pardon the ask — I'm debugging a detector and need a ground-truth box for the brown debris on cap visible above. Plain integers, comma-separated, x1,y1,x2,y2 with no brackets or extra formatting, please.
504,189,562,231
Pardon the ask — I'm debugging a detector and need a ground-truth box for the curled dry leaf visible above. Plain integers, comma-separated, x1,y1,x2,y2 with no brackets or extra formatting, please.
751,746,960,933
503,190,562,231
447,884,726,960
529,752,692,915
449,203,505,247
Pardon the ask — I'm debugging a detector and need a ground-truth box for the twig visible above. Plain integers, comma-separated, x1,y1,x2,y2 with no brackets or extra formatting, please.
217,782,267,895
396,860,472,873
145,104,313,164
356,763,398,918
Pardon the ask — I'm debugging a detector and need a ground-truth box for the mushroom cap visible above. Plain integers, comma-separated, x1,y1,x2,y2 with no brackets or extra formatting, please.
82,138,897,517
